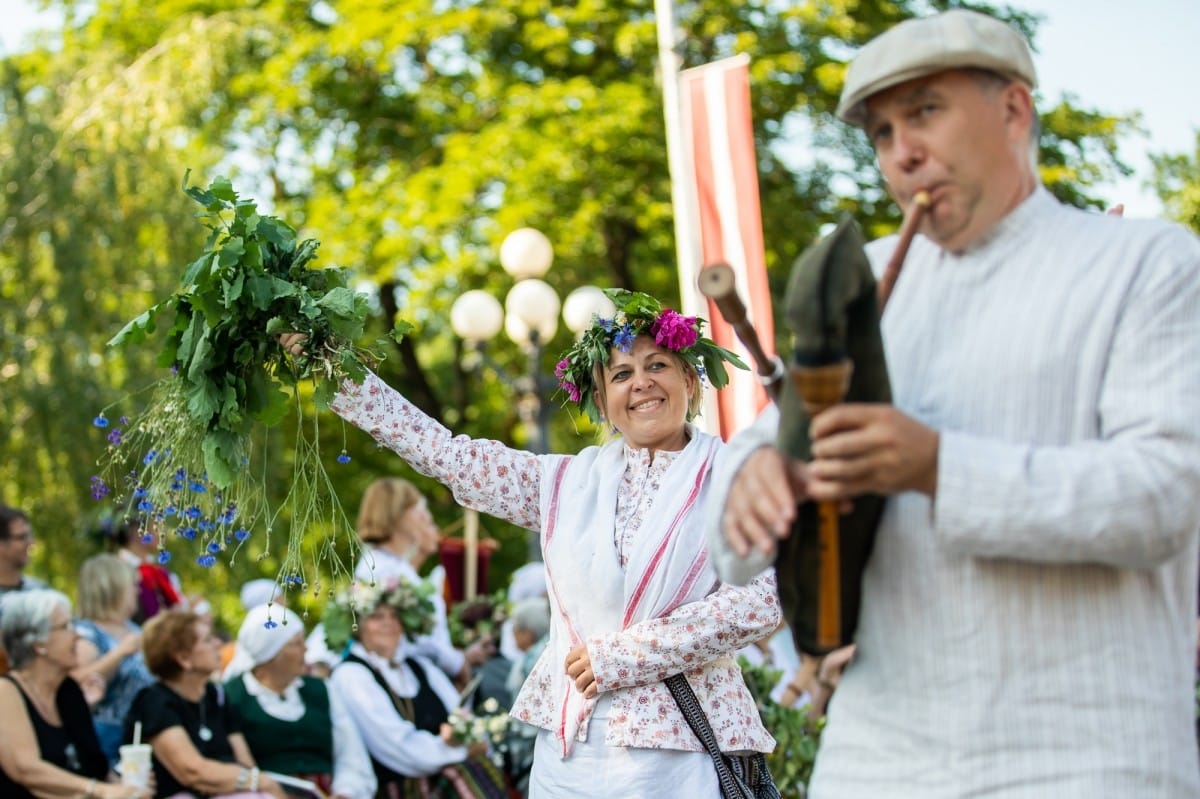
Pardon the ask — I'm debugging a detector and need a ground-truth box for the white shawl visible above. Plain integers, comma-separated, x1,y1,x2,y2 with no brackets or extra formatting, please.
537,428,722,756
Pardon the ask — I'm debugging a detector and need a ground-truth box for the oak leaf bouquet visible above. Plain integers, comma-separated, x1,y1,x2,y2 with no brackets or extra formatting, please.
92,172,409,589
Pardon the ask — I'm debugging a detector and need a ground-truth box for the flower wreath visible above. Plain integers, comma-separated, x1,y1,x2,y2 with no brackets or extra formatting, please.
322,576,437,653
554,288,747,424
447,590,508,649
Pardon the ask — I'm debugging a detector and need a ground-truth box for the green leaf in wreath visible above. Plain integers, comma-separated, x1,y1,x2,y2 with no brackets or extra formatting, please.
107,307,159,348
202,428,241,489
185,374,221,423
312,378,337,411
389,320,414,343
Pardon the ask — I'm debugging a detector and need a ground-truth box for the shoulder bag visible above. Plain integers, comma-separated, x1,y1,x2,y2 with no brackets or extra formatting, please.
664,673,782,799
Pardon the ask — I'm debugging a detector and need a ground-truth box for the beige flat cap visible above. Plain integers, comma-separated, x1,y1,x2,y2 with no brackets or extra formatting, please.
837,9,1036,126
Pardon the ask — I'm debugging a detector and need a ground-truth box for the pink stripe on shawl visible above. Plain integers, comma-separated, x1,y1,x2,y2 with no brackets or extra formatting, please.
621,453,713,628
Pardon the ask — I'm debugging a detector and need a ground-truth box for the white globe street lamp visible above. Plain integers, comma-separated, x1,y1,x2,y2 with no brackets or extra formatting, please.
449,229,609,560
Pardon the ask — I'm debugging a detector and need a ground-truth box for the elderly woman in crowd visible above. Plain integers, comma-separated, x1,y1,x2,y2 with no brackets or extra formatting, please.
0,589,151,799
281,288,780,797
353,477,493,686
224,603,375,799
73,553,156,766
125,609,287,798
326,578,507,798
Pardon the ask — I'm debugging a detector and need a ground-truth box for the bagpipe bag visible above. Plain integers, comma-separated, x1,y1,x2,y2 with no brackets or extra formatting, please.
773,215,891,656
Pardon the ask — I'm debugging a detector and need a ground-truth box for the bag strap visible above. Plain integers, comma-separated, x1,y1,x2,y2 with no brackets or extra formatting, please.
664,673,749,799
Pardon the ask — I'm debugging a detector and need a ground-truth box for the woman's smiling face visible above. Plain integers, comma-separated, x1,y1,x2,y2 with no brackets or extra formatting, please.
599,336,694,452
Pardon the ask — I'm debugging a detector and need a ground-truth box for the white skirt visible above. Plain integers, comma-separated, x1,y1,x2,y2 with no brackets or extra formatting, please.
528,698,719,798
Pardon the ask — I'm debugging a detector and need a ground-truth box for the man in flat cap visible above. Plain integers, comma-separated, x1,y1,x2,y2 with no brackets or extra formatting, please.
707,9,1200,797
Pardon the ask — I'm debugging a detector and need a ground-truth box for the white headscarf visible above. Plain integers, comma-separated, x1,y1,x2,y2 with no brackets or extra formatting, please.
507,562,547,602
239,579,281,610
222,604,305,680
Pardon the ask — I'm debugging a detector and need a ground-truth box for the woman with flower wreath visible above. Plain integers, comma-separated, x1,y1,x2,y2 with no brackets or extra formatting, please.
281,288,780,797
324,578,508,799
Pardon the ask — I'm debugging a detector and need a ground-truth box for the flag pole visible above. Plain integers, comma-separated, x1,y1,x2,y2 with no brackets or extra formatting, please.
655,0,719,434
654,0,693,276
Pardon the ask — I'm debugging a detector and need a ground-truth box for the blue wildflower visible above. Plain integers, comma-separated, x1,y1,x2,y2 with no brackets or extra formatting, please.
206,542,221,553
143,450,158,465
119,416,129,425
163,505,178,518
189,480,207,494
234,528,250,542
140,533,154,545
198,520,214,531
133,486,149,499
196,554,216,568
184,506,202,520
136,500,154,513
157,550,172,565
93,414,109,428
613,323,636,353
264,619,279,629
337,450,351,464
107,429,123,446
90,476,110,500
179,526,197,540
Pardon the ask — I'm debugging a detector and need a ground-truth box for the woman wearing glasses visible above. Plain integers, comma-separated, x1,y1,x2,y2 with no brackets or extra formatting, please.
0,589,152,799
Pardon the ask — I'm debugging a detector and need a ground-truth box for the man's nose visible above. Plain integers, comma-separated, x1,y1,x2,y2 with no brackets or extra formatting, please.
891,124,926,173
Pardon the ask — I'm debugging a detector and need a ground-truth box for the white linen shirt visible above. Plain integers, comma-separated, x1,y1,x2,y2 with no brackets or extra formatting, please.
708,188,1200,797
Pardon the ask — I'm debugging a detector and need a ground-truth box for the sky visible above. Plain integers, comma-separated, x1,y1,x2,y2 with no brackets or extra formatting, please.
2,1,1197,218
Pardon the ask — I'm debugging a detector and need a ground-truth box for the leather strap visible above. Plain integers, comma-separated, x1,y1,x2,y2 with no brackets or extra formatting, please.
664,673,749,799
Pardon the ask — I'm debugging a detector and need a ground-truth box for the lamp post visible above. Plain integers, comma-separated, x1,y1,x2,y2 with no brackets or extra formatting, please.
450,228,615,561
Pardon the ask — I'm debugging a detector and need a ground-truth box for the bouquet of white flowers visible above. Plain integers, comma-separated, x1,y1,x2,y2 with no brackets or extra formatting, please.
447,698,511,767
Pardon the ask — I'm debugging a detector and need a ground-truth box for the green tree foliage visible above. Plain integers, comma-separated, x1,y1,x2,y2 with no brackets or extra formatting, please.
1152,131,1200,234
0,0,1140,619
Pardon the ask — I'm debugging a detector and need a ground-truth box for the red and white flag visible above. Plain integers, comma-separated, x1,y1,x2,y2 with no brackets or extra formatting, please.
676,54,774,440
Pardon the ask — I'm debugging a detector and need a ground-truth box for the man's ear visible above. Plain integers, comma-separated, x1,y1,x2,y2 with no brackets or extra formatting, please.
1001,82,1035,140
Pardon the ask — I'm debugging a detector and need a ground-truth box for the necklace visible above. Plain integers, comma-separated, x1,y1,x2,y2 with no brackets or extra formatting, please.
196,690,213,742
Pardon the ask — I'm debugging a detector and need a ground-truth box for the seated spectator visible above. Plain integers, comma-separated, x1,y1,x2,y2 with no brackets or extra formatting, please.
125,609,287,798
106,512,184,624
0,506,46,598
224,604,375,799
73,554,156,767
497,563,545,663
326,578,508,798
220,578,288,676
0,589,150,799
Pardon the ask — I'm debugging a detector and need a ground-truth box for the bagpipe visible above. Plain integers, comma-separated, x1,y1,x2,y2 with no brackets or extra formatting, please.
699,194,928,659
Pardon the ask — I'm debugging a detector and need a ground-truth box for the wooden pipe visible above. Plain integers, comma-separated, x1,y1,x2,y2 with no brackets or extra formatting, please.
877,190,931,314
789,360,854,650
698,262,785,396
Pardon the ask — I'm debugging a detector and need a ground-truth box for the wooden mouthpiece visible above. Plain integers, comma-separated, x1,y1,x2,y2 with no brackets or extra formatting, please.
698,262,780,387
877,190,930,314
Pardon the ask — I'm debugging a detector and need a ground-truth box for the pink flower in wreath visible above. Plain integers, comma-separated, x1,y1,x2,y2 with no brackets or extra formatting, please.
555,359,582,402
651,309,699,350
